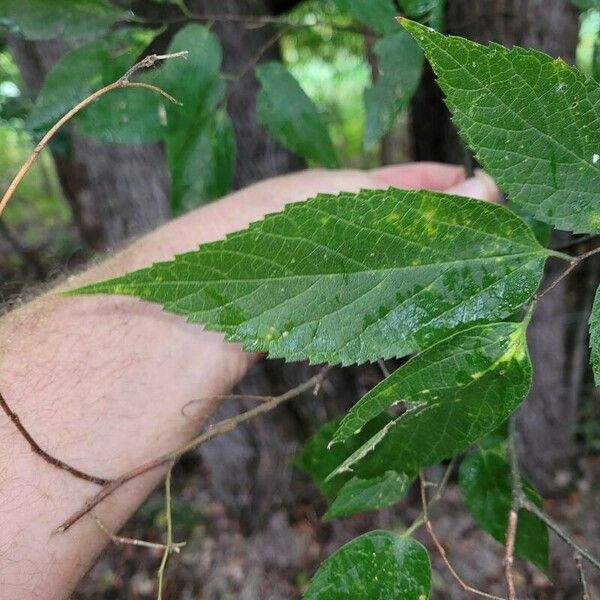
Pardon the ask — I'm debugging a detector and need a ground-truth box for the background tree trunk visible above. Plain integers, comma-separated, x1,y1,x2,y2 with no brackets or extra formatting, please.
411,0,584,496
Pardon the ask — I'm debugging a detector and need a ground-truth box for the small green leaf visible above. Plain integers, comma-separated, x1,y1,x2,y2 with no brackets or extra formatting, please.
295,415,394,502
329,322,532,479
507,204,552,247
459,449,549,574
303,531,431,600
256,61,339,168
27,28,158,139
332,0,399,34
167,110,235,215
590,285,600,385
364,32,423,146
81,24,225,145
573,0,600,10
0,0,125,41
477,419,509,451
324,471,412,519
69,188,550,367
403,19,600,234
399,0,442,18
156,25,230,212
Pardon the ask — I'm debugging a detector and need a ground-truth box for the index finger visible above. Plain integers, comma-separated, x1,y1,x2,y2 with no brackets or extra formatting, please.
370,162,466,191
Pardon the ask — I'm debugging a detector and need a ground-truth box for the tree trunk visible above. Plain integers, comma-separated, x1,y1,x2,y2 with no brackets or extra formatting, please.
411,0,582,496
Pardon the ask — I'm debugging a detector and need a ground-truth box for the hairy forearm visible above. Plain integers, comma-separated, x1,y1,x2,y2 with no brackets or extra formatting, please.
0,168,384,599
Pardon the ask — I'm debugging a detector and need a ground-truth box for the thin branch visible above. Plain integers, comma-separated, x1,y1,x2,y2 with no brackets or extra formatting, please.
57,367,331,533
430,457,458,505
224,24,292,83
377,359,391,378
503,508,518,600
181,393,279,416
157,466,175,600
418,471,508,600
507,417,600,573
505,417,521,600
138,12,371,37
552,234,598,252
518,496,600,571
94,515,185,552
574,553,591,600
121,51,187,82
534,246,600,301
0,51,187,218
404,458,457,537
0,390,111,486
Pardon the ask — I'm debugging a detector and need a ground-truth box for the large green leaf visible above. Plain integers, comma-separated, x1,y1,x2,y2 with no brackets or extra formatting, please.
303,531,431,600
590,285,600,385
324,471,412,519
27,28,158,139
459,449,549,574
0,0,125,41
332,0,399,34
295,415,394,502
70,188,553,366
403,19,600,234
328,322,532,479
256,61,338,168
364,32,423,147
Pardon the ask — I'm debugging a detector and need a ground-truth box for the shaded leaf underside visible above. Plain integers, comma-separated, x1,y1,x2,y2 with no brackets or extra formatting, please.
459,449,549,574
324,471,412,519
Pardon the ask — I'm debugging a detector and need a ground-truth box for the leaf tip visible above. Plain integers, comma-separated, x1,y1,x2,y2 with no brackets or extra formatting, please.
398,17,426,36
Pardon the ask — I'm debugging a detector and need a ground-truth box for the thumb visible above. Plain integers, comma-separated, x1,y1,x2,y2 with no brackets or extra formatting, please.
446,170,500,203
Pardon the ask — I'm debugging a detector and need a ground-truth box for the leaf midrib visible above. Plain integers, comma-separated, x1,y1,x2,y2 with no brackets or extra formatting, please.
133,250,546,288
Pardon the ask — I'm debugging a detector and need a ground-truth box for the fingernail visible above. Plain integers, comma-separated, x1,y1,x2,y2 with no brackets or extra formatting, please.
448,170,500,203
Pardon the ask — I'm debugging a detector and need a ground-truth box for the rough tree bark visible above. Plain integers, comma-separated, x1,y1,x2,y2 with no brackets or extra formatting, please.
411,0,584,496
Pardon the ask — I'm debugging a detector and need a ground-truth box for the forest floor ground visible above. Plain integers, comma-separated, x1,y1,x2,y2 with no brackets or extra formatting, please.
74,446,600,600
